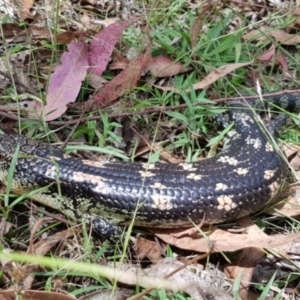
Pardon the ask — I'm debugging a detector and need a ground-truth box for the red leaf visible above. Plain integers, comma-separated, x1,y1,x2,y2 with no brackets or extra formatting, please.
43,40,88,121
92,49,151,107
88,20,130,76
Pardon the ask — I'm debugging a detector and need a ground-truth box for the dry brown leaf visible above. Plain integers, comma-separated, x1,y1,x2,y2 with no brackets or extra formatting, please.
190,3,212,50
92,46,151,107
33,228,78,256
282,142,300,159
290,154,300,171
17,0,35,21
29,25,52,39
154,217,300,252
109,258,232,299
56,31,87,44
269,187,300,218
0,290,76,300
87,73,108,90
135,236,166,263
225,247,265,300
0,218,14,235
243,28,300,45
0,24,24,41
153,62,252,93
145,55,192,77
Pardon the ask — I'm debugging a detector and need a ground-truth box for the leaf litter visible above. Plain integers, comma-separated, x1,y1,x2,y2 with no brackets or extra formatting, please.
1,1,300,299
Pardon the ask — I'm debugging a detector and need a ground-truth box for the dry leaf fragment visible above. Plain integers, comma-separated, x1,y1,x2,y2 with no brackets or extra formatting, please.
92,47,151,107
190,3,212,50
243,28,300,45
225,247,265,300
109,258,233,299
0,218,15,236
0,24,24,41
269,187,300,218
145,55,192,77
17,0,35,21
56,31,87,44
155,217,300,252
135,236,166,263
153,62,252,93
0,290,76,300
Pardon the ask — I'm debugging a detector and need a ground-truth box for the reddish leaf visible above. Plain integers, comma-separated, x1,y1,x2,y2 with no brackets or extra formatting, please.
257,44,275,62
145,55,192,77
43,40,88,121
92,49,151,107
88,20,130,76
55,31,87,44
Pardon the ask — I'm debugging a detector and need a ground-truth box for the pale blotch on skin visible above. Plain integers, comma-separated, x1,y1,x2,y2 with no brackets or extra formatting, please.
72,171,106,192
186,173,202,180
150,182,167,189
217,156,239,166
179,163,197,171
141,163,156,170
269,180,280,194
151,194,173,210
49,155,61,161
215,183,228,191
245,136,262,149
72,171,105,183
139,170,156,177
45,165,58,179
264,170,275,180
265,142,274,152
82,160,106,168
217,195,237,211
234,168,249,175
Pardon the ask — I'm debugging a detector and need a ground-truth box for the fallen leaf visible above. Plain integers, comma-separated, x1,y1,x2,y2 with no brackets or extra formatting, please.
17,0,35,21
145,55,192,77
135,236,166,263
33,228,78,256
154,217,300,252
282,142,300,159
88,20,130,76
190,3,212,50
0,290,76,300
0,24,24,41
56,31,87,44
257,44,291,77
29,25,52,39
269,187,300,218
225,247,265,300
43,40,89,121
153,61,252,93
109,258,233,299
92,46,151,107
257,44,275,62
243,28,300,45
87,73,108,90
0,218,14,236
290,153,300,171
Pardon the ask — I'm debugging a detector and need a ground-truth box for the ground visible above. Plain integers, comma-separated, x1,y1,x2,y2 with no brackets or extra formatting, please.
1,0,300,299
